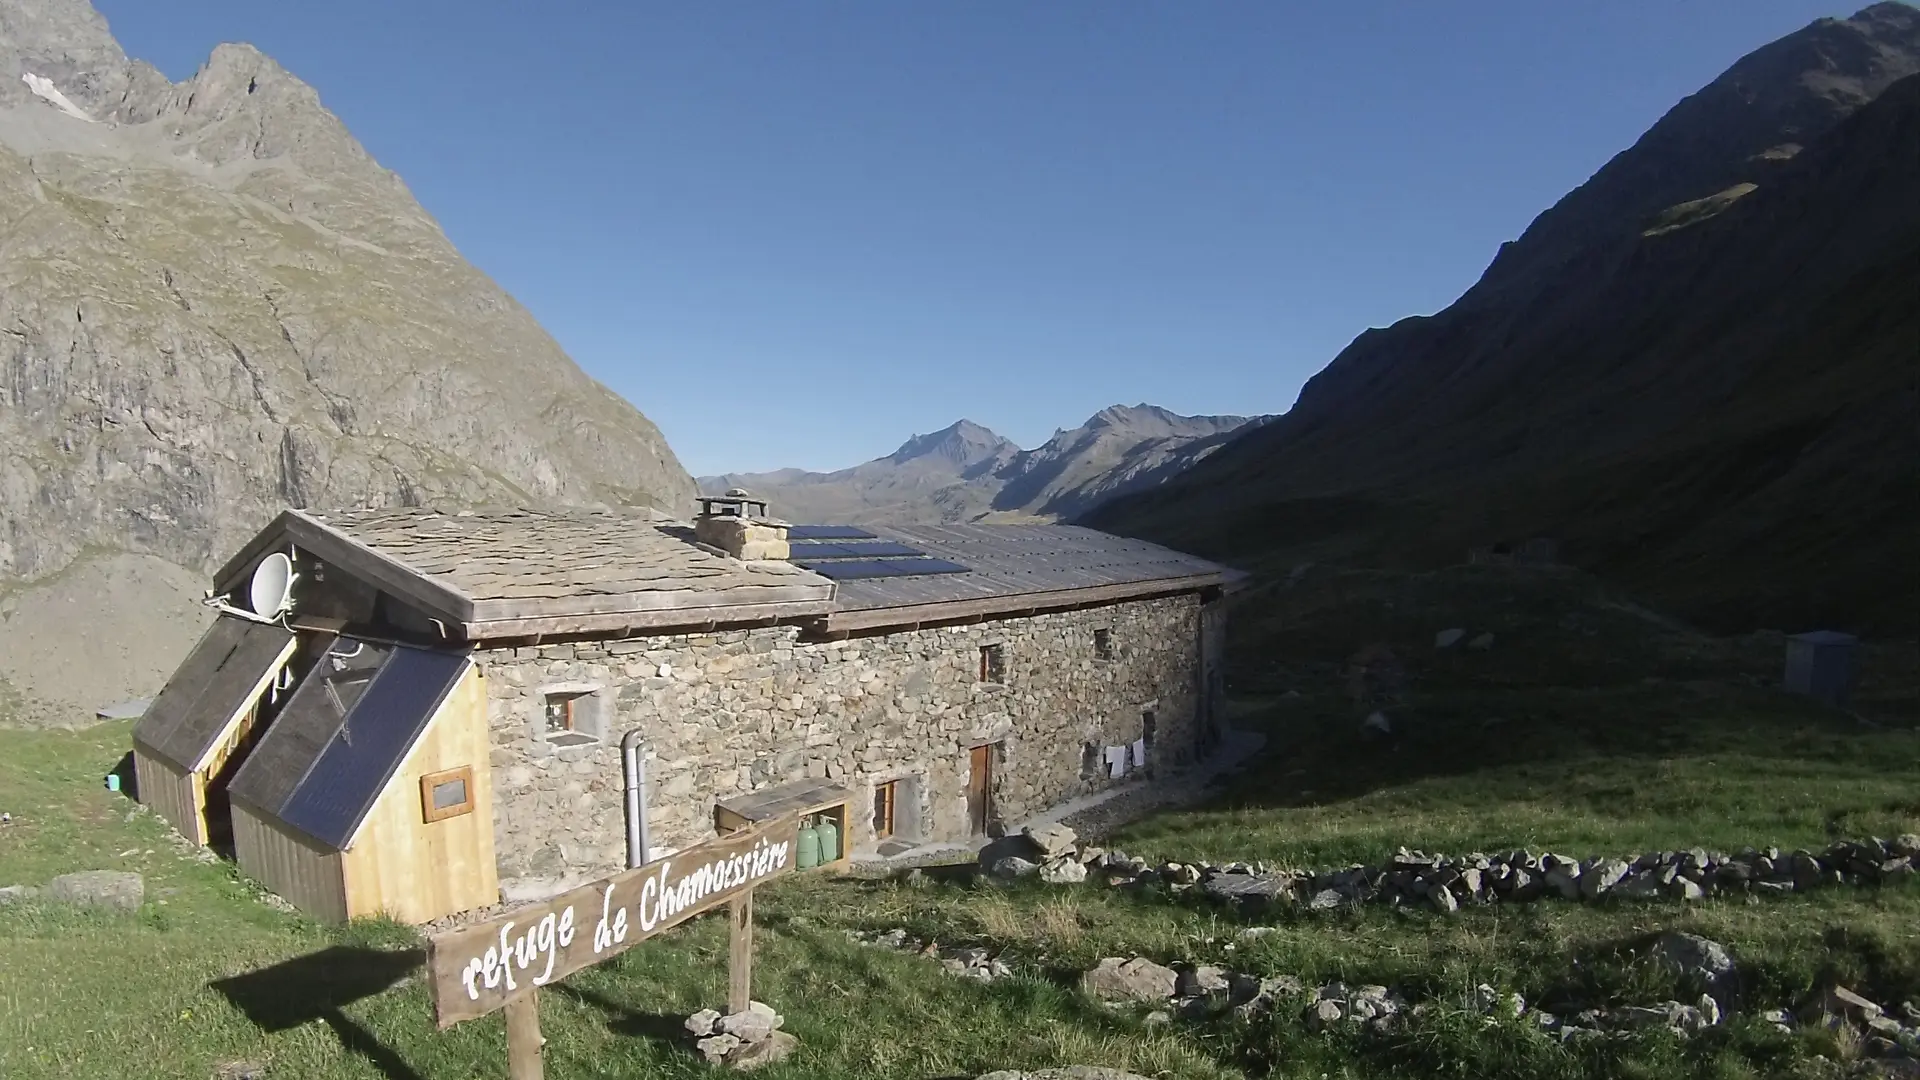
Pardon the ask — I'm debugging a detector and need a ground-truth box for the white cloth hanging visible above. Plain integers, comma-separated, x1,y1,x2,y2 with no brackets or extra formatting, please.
1105,745,1128,779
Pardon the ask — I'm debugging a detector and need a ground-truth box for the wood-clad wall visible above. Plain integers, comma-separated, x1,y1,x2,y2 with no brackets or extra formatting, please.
133,749,205,846
232,803,348,923
340,665,498,924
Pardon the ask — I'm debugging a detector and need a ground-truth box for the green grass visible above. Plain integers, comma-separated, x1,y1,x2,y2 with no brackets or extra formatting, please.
2,566,1917,1078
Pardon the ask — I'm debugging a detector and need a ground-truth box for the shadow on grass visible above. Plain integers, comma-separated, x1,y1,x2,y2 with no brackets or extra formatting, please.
108,750,137,800
548,981,689,1045
211,944,426,1080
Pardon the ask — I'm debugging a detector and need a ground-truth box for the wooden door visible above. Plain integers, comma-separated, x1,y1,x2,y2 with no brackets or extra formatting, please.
967,744,994,836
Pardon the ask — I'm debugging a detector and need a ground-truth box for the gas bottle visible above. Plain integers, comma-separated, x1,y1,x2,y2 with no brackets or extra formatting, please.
796,816,822,870
815,815,840,863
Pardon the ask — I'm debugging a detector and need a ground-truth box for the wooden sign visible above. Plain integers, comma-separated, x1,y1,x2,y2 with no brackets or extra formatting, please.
426,814,798,1027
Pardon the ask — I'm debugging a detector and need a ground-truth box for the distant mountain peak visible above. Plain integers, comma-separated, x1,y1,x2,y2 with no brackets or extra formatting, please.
885,419,1017,469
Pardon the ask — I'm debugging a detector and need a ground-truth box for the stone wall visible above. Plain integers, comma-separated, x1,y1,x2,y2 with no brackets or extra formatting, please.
477,594,1209,899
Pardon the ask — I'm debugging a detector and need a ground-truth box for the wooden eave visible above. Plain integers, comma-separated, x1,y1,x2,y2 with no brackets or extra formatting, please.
818,572,1226,633
215,510,477,625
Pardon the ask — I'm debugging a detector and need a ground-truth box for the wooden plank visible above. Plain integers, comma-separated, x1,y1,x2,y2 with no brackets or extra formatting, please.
231,804,348,922
282,512,477,623
825,574,1225,632
426,814,800,1027
728,890,753,1014
504,991,544,1080
468,582,833,622
133,750,205,847
462,600,835,642
339,666,498,924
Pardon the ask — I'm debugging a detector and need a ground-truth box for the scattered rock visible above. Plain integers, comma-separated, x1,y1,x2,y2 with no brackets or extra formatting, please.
1037,856,1087,884
975,1060,1152,1068
1819,985,1884,1024
1082,957,1178,1002
1435,628,1466,649
696,1034,741,1063
47,870,144,912
1178,964,1231,998
1654,933,1739,1004
685,1008,722,1037
991,856,1040,879
1579,858,1630,899
0,884,39,905
727,1029,798,1070
213,1062,268,1080
1467,632,1496,651
1023,822,1078,859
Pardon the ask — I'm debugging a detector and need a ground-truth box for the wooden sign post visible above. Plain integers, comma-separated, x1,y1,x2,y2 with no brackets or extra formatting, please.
426,814,799,1074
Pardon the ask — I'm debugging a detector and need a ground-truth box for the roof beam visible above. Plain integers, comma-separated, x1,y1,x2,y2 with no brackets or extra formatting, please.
822,573,1224,633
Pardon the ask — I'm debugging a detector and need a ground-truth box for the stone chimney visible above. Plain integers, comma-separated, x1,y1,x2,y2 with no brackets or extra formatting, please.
694,489,790,561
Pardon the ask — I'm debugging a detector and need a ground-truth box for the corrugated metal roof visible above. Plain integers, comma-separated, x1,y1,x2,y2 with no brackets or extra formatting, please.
132,617,295,771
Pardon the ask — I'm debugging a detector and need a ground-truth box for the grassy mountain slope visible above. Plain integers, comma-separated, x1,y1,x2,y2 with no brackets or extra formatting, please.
1088,6,1920,637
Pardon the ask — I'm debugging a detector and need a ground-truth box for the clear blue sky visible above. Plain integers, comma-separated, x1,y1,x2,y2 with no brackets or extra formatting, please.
98,1,1864,475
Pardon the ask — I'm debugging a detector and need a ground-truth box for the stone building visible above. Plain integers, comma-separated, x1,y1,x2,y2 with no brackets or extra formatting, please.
134,499,1239,920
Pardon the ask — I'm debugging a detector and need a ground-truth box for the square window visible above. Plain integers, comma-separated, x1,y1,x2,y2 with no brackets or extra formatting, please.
420,765,475,823
1093,628,1113,661
872,780,897,840
978,644,1005,684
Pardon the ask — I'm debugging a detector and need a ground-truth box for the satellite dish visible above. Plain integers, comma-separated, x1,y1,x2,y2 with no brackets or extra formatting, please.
249,553,295,618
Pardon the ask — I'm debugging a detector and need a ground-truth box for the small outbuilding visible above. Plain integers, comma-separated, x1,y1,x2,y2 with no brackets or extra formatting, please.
137,498,1241,923
1783,630,1859,707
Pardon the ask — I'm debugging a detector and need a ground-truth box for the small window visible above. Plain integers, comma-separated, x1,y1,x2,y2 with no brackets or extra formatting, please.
544,691,600,746
421,765,475,823
872,780,897,840
545,694,576,733
1079,742,1100,780
1093,628,1113,661
1142,710,1157,751
978,644,1006,684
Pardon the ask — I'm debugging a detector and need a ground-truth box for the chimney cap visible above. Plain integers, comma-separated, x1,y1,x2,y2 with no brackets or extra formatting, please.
697,492,770,519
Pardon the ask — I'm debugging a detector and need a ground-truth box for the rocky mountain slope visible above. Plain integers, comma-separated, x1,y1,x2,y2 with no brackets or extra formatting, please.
1089,3,1920,637
700,405,1260,525
0,0,694,722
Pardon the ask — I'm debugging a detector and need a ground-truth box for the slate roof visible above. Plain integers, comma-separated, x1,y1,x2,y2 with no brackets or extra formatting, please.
213,507,837,637
227,634,469,851
212,507,1237,639
132,617,295,771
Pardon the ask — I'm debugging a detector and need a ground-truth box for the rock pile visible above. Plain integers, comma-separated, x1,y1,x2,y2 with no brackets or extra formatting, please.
1077,953,1730,1042
683,1001,798,1070
846,927,1015,982
998,835,1920,914
1798,986,1920,1062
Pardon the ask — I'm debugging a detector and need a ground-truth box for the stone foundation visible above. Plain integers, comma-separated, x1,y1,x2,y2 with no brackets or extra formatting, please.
478,594,1209,897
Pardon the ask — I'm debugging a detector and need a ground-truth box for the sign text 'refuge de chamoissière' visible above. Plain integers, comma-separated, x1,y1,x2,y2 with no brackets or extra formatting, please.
426,815,797,1026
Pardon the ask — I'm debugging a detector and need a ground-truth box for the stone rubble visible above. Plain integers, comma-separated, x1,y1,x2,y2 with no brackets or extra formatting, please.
977,834,1920,915
854,913,1920,1064
846,928,1015,982
684,1001,798,1070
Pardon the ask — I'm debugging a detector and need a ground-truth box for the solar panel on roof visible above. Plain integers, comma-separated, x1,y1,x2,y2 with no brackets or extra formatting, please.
784,540,925,560
786,525,877,540
276,647,469,851
797,557,971,580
